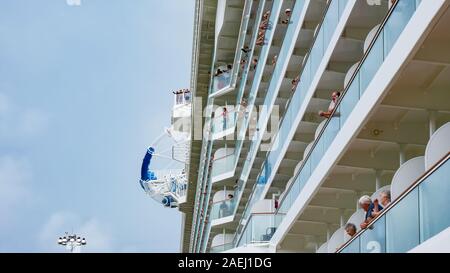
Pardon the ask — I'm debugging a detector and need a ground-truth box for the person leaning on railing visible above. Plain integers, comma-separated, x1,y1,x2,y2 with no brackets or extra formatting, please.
223,64,232,74
335,223,356,251
319,91,341,118
371,190,392,218
252,58,258,71
291,75,300,92
281,8,292,25
389,0,397,9
241,45,251,55
345,223,357,237
240,58,247,70
215,68,224,77
358,195,383,229
219,194,234,217
256,10,271,46
272,55,278,66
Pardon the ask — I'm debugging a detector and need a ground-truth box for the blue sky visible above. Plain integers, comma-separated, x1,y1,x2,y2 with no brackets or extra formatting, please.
0,0,194,252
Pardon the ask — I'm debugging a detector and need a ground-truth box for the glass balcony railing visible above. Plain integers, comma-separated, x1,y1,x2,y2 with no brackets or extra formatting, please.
209,0,280,186
210,180,243,222
237,213,284,247
210,197,238,220
212,111,238,138
235,0,349,244
210,152,237,182
210,242,234,253
339,155,449,253
233,0,281,159
209,0,254,98
240,184,267,228
234,0,266,106
230,0,308,241
194,0,260,250
275,0,420,223
212,72,232,94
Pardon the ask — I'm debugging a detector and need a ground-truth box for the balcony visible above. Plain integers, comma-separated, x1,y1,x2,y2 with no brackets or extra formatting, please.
209,0,254,99
276,0,422,220
210,233,235,253
338,154,449,253
212,71,233,96
210,242,234,253
211,148,236,184
211,108,239,140
237,212,284,247
210,191,238,222
236,0,351,241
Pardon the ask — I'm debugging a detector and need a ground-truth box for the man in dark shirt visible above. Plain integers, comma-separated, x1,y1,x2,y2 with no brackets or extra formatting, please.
358,195,383,229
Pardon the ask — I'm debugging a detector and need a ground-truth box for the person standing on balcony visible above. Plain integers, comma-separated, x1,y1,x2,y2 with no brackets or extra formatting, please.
272,55,278,66
291,76,300,92
241,45,251,55
319,91,341,118
233,179,239,190
223,64,232,74
183,89,191,103
224,64,232,82
240,98,248,115
281,8,292,25
219,194,233,218
215,68,223,77
240,58,247,70
262,10,270,21
222,107,228,131
252,58,258,71
173,90,183,104
241,46,251,68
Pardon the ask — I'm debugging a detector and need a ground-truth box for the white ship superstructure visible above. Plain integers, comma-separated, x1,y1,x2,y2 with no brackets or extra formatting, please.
181,0,450,253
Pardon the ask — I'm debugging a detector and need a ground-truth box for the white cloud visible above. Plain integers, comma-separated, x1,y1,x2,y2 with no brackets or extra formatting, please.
38,212,114,253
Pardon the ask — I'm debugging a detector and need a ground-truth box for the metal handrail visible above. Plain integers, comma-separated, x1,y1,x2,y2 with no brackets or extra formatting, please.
278,0,333,123
230,0,254,88
194,2,269,249
277,0,401,210
210,0,253,96
336,153,450,253
235,0,335,243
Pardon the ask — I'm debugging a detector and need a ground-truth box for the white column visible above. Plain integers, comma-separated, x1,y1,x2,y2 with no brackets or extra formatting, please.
429,110,437,137
399,143,406,165
356,191,362,210
326,224,331,241
340,209,345,227
314,236,319,252
375,169,382,191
